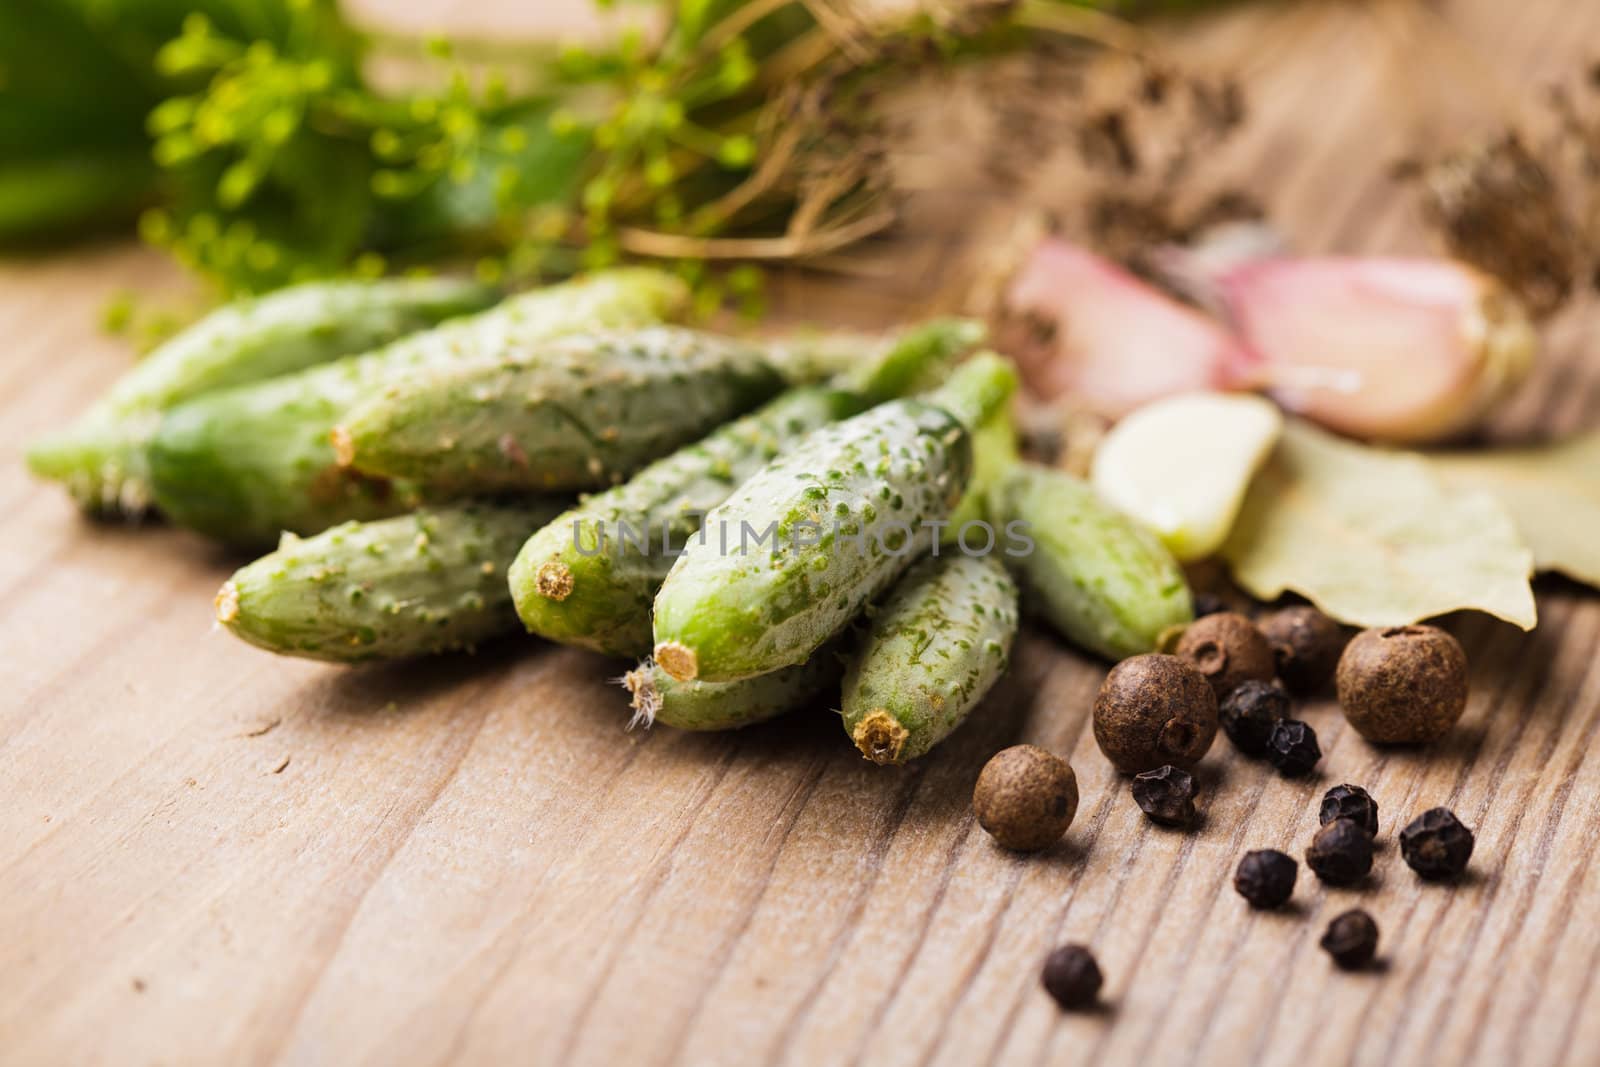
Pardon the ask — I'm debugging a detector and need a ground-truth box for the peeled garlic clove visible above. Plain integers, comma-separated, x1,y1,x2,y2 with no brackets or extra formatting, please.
1219,257,1536,444
1091,392,1283,561
995,238,1259,417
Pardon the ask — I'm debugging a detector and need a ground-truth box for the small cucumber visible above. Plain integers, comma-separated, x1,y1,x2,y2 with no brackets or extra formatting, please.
652,353,1018,683
335,327,787,494
27,276,497,513
991,463,1193,661
217,500,567,663
514,385,861,658
147,269,685,546
622,645,842,731
842,553,1019,763
944,407,1020,537
509,319,984,658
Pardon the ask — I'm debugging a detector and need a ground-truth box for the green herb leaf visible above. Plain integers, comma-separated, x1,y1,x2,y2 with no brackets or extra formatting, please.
4,0,1247,290
1430,430,1600,590
1221,420,1537,630
0,153,155,241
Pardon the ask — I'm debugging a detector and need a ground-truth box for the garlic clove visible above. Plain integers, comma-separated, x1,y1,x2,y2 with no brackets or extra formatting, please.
994,238,1259,417
1218,257,1536,445
1091,392,1283,561
1463,281,1539,426
1149,220,1290,314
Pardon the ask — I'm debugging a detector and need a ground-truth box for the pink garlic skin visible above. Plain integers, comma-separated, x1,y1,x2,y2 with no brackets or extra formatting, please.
1219,257,1536,445
997,238,1259,417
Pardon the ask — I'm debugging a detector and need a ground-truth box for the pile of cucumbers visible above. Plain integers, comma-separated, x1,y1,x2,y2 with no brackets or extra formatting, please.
28,269,1193,764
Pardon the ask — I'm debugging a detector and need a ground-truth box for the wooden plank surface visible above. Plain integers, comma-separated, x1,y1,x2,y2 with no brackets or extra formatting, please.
4,2,1600,1065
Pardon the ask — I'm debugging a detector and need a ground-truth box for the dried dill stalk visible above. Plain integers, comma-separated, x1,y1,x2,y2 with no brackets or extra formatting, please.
1408,64,1600,319
4,0,1249,298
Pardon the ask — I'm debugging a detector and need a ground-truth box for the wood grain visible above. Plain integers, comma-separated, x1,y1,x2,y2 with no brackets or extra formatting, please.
4,2,1600,1065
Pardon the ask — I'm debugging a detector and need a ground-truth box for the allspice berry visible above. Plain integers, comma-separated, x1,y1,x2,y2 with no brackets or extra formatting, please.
1093,654,1218,774
1175,612,1276,700
1337,625,1468,743
1259,606,1347,694
974,745,1079,851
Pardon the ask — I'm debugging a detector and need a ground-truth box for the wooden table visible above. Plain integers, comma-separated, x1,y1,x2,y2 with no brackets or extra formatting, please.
4,2,1599,1065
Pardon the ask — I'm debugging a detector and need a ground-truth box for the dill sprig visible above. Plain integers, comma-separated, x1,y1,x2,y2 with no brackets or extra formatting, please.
1,0,1237,297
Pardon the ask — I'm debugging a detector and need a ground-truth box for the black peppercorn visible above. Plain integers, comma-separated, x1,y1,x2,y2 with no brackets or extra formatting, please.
1192,592,1229,618
1306,818,1374,885
1266,719,1321,777
1041,944,1103,1009
1398,807,1475,880
1259,606,1347,694
1131,765,1197,827
1320,909,1379,970
1234,849,1297,909
1175,612,1277,700
1320,784,1379,836
1219,680,1290,756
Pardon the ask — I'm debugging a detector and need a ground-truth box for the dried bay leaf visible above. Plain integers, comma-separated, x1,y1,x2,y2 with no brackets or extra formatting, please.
1222,420,1536,629
1431,430,1600,590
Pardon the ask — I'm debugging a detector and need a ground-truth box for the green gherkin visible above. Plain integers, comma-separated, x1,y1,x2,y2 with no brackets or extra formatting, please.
622,643,843,731
509,319,984,658
651,353,1018,684
990,464,1193,661
146,269,686,547
334,326,787,494
26,276,498,514
842,553,1018,764
944,406,1020,537
217,500,568,663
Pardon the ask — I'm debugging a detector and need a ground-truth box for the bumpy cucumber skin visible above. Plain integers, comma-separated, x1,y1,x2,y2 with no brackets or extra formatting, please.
507,319,985,658
623,645,842,731
218,500,567,663
992,464,1193,661
113,278,499,411
147,270,687,547
25,417,159,516
838,318,986,400
944,408,1019,537
339,327,786,493
150,382,426,547
842,554,1019,763
511,385,860,657
652,400,973,682
650,354,1016,683
26,277,497,514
